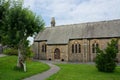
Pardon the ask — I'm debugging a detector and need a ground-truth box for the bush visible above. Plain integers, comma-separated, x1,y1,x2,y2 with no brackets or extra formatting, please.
24,47,34,59
3,48,18,55
95,39,118,72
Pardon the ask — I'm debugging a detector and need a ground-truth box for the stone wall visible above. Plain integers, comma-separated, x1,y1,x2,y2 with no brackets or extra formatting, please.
33,38,120,62
117,40,120,62
32,41,47,60
32,42,39,59
89,39,110,61
68,40,84,62
68,38,120,62
46,45,68,61
38,41,47,60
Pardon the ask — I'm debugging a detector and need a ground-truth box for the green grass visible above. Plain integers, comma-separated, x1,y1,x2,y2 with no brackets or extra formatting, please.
0,56,50,80
47,64,120,80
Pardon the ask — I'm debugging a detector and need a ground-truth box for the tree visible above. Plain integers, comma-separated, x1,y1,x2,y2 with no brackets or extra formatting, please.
0,0,10,43
95,39,118,72
1,0,45,72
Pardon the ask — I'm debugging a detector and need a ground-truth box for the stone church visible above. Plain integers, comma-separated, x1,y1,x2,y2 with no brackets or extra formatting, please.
33,18,120,62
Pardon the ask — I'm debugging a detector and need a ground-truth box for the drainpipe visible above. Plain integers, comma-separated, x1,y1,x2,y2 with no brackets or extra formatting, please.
38,42,40,59
88,39,91,62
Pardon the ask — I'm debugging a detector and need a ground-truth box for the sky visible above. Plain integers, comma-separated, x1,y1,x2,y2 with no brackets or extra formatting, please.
24,0,120,44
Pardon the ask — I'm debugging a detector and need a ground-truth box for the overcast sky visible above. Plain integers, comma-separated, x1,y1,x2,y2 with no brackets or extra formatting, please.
24,0,120,44
24,0,120,27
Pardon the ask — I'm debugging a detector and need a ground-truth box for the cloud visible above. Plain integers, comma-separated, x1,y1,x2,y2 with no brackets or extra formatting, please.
24,0,120,26
24,0,120,44
25,0,119,25
23,0,120,26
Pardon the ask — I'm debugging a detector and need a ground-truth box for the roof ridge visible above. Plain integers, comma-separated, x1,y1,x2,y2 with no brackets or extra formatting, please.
45,19,120,28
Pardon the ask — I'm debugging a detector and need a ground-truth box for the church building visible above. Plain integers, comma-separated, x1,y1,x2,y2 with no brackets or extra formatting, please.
33,18,120,62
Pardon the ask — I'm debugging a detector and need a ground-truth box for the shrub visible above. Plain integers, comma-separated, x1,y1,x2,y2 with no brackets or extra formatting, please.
95,39,118,72
24,47,34,59
3,48,18,55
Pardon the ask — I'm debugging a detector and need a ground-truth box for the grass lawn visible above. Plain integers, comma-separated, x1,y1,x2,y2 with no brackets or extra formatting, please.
47,64,120,80
0,56,50,80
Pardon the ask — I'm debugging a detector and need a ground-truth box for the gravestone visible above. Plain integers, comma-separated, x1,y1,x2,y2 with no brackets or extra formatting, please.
0,44,2,54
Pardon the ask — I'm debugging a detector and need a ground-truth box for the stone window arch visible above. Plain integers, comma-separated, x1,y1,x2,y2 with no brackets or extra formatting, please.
92,43,99,53
42,44,47,53
96,43,99,49
42,45,44,52
45,44,47,52
92,44,95,53
78,44,81,53
75,44,77,53
72,43,81,53
72,44,74,53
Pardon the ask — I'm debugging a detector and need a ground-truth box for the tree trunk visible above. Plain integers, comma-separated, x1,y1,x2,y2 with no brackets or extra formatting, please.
17,48,26,72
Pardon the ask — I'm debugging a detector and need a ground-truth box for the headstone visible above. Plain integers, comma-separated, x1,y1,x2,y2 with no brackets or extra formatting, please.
0,44,2,54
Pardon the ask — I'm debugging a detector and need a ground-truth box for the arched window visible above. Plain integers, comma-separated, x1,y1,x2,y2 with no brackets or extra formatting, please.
42,44,47,53
92,43,99,53
75,44,77,53
45,44,47,52
42,45,44,52
96,43,99,48
72,44,74,53
72,43,81,53
78,44,81,53
92,44,95,53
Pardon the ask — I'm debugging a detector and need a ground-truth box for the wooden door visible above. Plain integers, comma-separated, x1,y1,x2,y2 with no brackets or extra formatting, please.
54,48,60,59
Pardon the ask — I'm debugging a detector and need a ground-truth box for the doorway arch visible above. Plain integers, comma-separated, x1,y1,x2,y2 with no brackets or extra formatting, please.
54,48,60,59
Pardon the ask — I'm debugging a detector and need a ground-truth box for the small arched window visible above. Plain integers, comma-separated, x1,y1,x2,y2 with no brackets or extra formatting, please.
92,44,95,53
92,43,99,53
75,44,77,53
78,44,81,53
72,43,81,53
42,45,44,52
42,44,47,53
96,43,99,48
72,44,74,53
45,44,47,52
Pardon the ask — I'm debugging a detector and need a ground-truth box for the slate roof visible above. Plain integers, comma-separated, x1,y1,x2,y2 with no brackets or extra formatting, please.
34,19,120,44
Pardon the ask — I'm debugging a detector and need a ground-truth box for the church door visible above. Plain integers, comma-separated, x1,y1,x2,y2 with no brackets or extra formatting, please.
54,48,60,59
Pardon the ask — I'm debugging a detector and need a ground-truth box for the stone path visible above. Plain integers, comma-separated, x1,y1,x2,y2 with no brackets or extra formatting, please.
23,60,60,80
0,54,6,57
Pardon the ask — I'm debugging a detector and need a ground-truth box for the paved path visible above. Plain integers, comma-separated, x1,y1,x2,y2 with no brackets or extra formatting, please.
24,60,60,80
0,54,6,57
